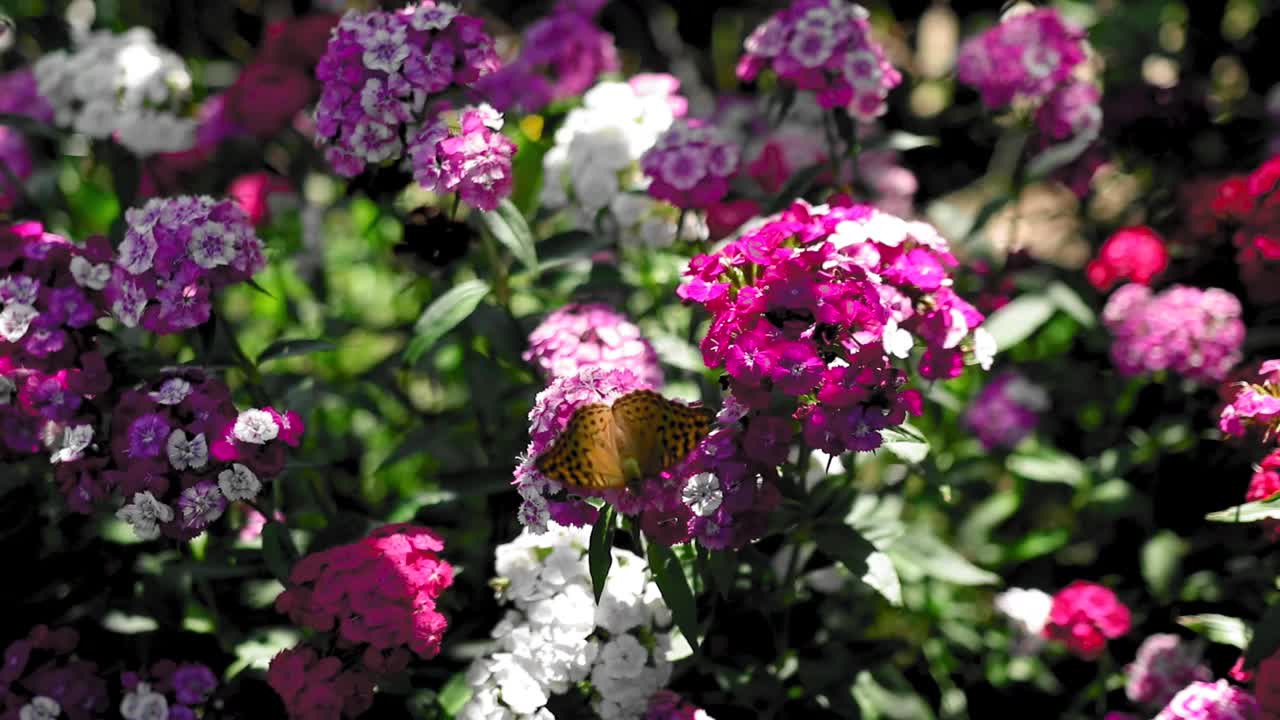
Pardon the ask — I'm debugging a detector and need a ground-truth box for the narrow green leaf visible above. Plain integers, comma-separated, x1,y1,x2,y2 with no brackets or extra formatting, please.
981,293,1056,350
261,522,299,583
706,548,738,598
404,279,490,364
1245,603,1280,665
1141,530,1187,602
1046,280,1096,328
812,522,877,579
1178,614,1251,649
589,505,616,602
964,195,1012,241
1007,448,1088,486
482,199,538,271
887,527,999,586
1206,495,1280,523
1026,132,1093,180
647,541,699,651
879,424,930,465
861,551,902,606
257,338,336,364
436,672,473,715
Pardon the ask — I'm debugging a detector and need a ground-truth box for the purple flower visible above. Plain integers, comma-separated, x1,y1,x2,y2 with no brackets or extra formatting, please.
129,414,172,458
408,104,517,212
177,481,228,533
640,121,738,209
964,372,1047,450
171,663,217,705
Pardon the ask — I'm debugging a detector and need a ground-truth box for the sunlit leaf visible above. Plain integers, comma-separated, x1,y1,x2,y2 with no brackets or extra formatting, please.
647,541,699,652
404,279,490,364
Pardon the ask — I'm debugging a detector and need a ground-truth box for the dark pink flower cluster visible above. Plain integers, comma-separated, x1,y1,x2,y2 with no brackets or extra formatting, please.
275,524,454,669
266,646,374,720
736,0,901,120
1087,226,1170,291
523,302,664,388
224,13,339,138
1103,284,1245,384
1248,450,1280,502
1035,79,1103,141
119,660,218,720
640,121,740,209
963,371,1048,450
1219,156,1280,305
956,8,1088,108
0,222,111,460
1220,360,1280,441
102,371,302,540
1125,634,1213,710
678,200,992,457
108,195,266,334
475,4,618,113
0,626,108,720
313,2,500,177
1041,580,1132,659
408,104,517,211
1154,680,1259,720
645,690,715,720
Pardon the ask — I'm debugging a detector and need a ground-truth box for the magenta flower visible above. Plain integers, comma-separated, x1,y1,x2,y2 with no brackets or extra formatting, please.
407,104,517,212
640,120,739,210
957,8,1088,108
1153,680,1260,720
1104,284,1245,384
524,303,664,388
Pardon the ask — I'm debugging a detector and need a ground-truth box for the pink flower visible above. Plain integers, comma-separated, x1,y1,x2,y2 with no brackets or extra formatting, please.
1154,680,1259,720
1087,226,1169,291
1125,634,1213,710
1104,284,1245,384
228,172,294,226
957,8,1087,107
523,303,664,388
1041,580,1131,659
408,104,517,211
1036,79,1103,141
267,646,375,720
640,121,739,210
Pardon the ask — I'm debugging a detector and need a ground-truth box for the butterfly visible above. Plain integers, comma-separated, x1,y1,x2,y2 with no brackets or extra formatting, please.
535,389,716,490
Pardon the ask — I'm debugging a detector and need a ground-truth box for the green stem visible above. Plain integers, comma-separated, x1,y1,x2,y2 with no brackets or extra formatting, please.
822,112,843,190
479,229,511,308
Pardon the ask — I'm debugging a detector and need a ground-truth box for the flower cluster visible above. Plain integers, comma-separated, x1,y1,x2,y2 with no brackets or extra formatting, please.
1125,635,1213,710
119,661,217,720
0,68,54,212
640,121,740,210
645,691,716,720
0,222,112,461
33,28,195,155
1153,680,1259,720
1219,361,1280,441
736,0,901,120
1087,226,1170,291
0,626,108,720
275,524,454,669
963,371,1048,450
223,13,339,138
408,104,517,212
266,646,375,720
678,200,993,458
1218,156,1280,305
523,303,664,388
1041,581,1132,659
475,3,618,113
109,371,303,540
312,2,500,178
1103,284,1245,384
459,523,682,720
541,76,702,247
108,195,266,333
956,9,1087,109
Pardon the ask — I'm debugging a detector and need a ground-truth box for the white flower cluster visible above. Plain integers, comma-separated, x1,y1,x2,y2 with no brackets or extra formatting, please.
994,587,1053,655
459,522,681,720
541,81,706,248
34,28,195,155
120,682,168,720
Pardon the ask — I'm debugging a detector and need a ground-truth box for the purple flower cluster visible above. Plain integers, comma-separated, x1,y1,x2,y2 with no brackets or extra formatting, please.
102,371,302,541
0,69,56,211
108,195,266,334
1103,284,1245,384
408,104,517,212
1036,79,1103,141
678,200,993,458
1125,635,1213,711
523,302,664,388
1153,680,1259,720
313,2,500,178
1220,360,1280,440
963,371,1047,450
1,626,108,720
645,690,716,720
0,222,111,460
957,8,1088,109
640,121,740,210
120,661,218,720
736,0,901,120
475,4,618,113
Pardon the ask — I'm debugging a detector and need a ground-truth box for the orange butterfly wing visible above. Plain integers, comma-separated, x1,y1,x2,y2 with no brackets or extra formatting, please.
534,404,627,489
612,390,716,478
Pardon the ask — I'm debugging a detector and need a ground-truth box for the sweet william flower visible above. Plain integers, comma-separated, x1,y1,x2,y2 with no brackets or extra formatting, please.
1041,581,1131,660
1087,226,1169,291
1154,680,1259,720
1126,634,1213,710
523,303,664,388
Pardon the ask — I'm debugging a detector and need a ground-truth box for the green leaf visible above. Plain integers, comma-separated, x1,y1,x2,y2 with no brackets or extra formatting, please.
1206,495,1280,523
964,195,1012,241
879,424,929,465
437,672,472,715
1005,528,1071,562
257,338,336,364
853,669,938,720
226,627,301,680
1026,132,1093,180
101,611,158,634
537,229,610,264
1245,603,1280,666
1178,614,1251,649
812,522,877,579
0,112,60,140
1007,448,1088,486
647,541,700,651
1141,530,1187,602
261,522,299,583
887,526,999,586
706,548,737,598
981,293,1056,350
879,131,939,151
649,332,705,374
481,199,538,272
1046,280,1096,328
862,551,903,606
404,279,490,364
589,505,616,602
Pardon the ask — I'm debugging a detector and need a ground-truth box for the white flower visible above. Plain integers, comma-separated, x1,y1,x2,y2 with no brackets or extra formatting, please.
232,409,279,444
491,656,547,715
148,378,192,405
115,491,174,541
597,635,648,680
69,256,111,290
1005,375,1050,412
411,3,458,31
165,429,208,470
994,587,1053,636
50,424,94,464
0,375,14,405
360,26,410,73
681,473,722,517
942,307,969,349
19,696,60,720
882,319,914,359
0,304,38,342
111,278,148,327
121,682,169,720
971,327,997,370
117,227,158,275
217,463,261,502
188,222,235,268
0,275,39,305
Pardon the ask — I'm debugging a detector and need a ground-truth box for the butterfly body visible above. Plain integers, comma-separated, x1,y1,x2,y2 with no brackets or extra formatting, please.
535,390,715,490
